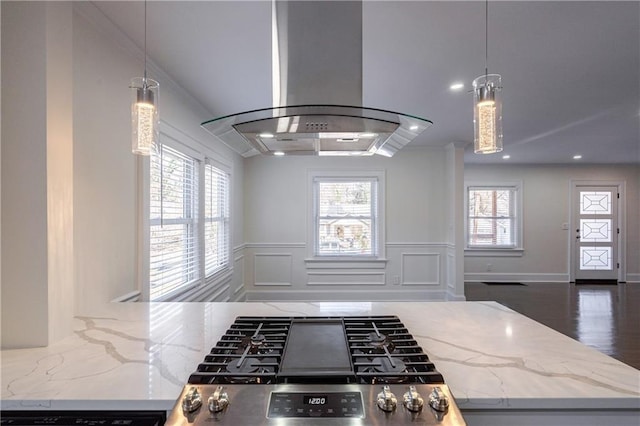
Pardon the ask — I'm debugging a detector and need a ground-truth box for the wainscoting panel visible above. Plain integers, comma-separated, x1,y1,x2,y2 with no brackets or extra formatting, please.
401,253,440,286
447,252,455,290
240,242,451,300
254,253,293,286
308,271,386,286
232,253,246,300
244,289,448,302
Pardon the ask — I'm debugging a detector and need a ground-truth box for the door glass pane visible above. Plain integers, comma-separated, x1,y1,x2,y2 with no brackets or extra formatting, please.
580,191,612,215
580,219,612,242
579,247,612,270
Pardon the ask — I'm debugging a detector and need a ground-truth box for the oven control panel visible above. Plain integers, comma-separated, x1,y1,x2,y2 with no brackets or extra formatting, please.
267,391,364,418
165,384,466,425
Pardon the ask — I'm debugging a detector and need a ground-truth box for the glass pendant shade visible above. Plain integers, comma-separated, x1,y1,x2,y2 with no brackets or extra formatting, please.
472,74,502,154
131,77,159,155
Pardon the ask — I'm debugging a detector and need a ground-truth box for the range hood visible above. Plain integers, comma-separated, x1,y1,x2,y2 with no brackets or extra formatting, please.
201,1,432,157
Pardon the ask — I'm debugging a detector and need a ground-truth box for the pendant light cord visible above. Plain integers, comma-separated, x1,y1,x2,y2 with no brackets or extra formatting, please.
144,0,148,81
485,0,489,78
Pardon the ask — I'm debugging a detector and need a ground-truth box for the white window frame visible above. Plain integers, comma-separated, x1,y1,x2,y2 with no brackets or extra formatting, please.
139,123,232,301
306,170,386,265
203,158,231,279
464,181,523,256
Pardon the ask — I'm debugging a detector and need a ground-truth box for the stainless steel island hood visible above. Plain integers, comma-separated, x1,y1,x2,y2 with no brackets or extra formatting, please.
202,1,432,157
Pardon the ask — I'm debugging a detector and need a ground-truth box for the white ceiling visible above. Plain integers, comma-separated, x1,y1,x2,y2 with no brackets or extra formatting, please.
93,1,640,164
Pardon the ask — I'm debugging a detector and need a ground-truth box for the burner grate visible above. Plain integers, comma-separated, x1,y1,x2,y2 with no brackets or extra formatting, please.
188,318,290,384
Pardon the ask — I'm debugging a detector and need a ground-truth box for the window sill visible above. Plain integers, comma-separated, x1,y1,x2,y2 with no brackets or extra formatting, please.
464,248,524,257
305,257,388,269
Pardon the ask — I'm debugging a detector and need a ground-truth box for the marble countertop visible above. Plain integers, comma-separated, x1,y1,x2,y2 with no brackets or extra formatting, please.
1,301,639,412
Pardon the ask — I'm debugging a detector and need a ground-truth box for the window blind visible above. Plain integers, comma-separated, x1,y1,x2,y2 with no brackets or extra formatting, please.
315,178,377,256
149,144,200,300
467,186,518,248
204,161,230,276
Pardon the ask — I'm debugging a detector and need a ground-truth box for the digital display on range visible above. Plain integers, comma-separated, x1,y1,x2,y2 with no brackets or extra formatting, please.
303,395,327,405
268,392,364,418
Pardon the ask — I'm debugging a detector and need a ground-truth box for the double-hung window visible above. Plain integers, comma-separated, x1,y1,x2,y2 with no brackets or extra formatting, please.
310,171,384,258
147,138,231,301
149,144,199,300
465,183,522,251
204,161,230,276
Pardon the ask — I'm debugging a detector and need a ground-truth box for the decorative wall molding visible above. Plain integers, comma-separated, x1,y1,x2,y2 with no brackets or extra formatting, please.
446,253,456,290
304,258,387,269
233,254,245,297
400,253,440,286
241,241,454,300
386,242,450,248
245,289,448,302
246,243,306,249
307,271,386,286
254,253,293,286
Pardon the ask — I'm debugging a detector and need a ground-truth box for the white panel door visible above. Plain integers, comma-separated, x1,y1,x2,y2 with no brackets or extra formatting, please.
574,186,618,281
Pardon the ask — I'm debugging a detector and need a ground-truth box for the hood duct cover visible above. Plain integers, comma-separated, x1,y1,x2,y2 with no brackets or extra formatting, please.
202,1,432,157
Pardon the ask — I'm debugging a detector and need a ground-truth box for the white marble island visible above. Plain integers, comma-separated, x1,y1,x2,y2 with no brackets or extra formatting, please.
2,302,639,425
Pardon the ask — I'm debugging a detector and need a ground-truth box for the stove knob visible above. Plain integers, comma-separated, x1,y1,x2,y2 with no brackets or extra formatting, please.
208,386,229,413
428,387,450,412
376,385,397,412
182,386,203,413
403,386,424,412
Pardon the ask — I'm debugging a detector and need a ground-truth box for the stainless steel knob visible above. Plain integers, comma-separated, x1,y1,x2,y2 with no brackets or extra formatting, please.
182,386,203,413
208,386,229,413
403,385,424,412
376,385,398,412
428,387,449,412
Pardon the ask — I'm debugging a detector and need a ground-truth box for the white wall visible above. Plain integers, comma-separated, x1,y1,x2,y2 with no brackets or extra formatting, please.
1,2,74,348
464,164,640,283
1,1,49,348
72,3,244,310
72,5,134,312
241,147,465,301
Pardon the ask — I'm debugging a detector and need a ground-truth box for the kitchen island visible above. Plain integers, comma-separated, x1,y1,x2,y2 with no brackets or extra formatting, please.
2,301,639,425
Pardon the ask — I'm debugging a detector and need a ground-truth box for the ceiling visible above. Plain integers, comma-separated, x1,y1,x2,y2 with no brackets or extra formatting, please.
93,1,640,164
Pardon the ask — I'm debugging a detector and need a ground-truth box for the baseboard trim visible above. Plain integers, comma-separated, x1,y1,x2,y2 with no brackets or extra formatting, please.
464,273,569,283
446,291,466,301
625,273,640,283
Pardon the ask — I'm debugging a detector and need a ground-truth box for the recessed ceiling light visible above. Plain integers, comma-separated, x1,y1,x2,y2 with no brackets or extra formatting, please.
359,133,377,138
259,132,274,138
273,151,285,156
502,155,510,159
409,125,419,131
573,155,582,160
450,82,465,91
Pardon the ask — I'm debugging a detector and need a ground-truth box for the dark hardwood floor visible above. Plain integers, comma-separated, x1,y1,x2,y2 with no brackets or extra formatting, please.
465,282,640,370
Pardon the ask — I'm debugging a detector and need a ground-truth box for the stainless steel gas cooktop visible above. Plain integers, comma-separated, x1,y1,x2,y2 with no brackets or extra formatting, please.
165,316,466,425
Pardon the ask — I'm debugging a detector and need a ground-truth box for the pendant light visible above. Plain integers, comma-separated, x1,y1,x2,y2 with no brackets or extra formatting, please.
131,0,159,156
472,0,502,154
